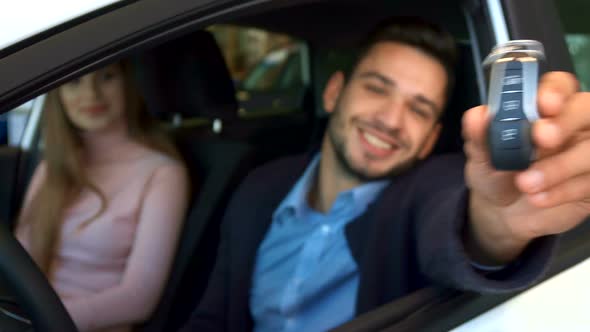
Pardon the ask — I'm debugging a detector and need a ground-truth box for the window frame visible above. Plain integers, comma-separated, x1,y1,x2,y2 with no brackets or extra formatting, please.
0,0,306,115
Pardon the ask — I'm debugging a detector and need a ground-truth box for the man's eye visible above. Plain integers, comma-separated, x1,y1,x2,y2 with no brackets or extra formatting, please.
411,106,429,119
364,84,388,95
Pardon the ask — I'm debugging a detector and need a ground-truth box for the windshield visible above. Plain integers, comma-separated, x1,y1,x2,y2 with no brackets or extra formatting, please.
242,46,302,91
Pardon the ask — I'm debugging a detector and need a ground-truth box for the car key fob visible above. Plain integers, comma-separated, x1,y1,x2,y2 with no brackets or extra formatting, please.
483,40,545,170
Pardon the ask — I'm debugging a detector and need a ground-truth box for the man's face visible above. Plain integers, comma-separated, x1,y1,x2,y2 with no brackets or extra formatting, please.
323,41,447,180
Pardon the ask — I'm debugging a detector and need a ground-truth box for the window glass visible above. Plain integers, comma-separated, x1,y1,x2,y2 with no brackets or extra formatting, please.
209,25,307,115
555,0,590,91
2,100,34,146
565,35,590,91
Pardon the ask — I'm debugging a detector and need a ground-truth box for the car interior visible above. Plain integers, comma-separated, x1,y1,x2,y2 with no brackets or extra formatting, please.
0,0,588,331
0,0,490,331
129,1,481,331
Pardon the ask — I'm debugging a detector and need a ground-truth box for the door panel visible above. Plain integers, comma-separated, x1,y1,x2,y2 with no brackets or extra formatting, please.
0,146,24,227
502,0,574,72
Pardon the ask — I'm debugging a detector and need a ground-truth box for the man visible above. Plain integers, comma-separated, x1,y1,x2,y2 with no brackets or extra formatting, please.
181,17,590,331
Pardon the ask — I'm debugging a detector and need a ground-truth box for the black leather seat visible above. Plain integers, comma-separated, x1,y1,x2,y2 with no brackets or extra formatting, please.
432,40,482,155
132,30,258,332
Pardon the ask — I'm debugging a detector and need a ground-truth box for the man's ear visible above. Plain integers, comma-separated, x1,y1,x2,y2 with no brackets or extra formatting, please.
417,123,442,159
323,71,345,114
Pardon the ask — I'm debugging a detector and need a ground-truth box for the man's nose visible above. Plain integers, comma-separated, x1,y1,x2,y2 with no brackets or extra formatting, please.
375,96,406,131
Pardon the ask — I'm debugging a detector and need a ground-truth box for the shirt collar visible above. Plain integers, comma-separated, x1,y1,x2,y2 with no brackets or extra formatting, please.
346,178,389,213
273,154,321,223
273,153,390,224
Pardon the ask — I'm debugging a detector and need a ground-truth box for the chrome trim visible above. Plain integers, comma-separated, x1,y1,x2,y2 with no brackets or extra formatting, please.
486,0,510,43
0,306,31,325
483,40,545,66
463,5,487,103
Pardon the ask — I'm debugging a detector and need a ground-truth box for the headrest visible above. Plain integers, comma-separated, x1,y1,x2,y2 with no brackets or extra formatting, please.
133,30,238,121
432,41,482,155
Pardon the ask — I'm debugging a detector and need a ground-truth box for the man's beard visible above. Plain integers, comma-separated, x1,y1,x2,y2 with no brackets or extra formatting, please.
326,100,420,182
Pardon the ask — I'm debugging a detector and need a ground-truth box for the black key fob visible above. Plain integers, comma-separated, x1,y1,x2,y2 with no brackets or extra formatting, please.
484,40,545,170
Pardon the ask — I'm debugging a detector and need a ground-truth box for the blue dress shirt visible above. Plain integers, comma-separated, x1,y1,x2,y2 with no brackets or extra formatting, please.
250,155,389,332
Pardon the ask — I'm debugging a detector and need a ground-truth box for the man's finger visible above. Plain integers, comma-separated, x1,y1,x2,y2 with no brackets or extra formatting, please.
537,71,579,117
533,92,590,149
464,140,490,165
516,139,590,194
526,172,590,208
462,105,489,148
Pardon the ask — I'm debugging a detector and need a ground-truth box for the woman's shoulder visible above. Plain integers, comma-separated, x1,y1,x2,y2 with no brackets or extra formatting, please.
135,149,190,204
139,148,188,179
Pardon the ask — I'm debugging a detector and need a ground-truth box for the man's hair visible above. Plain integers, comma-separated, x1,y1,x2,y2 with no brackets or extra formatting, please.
349,16,458,101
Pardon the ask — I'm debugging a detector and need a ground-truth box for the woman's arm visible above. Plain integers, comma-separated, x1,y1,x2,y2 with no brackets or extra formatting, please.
15,161,47,247
62,162,190,331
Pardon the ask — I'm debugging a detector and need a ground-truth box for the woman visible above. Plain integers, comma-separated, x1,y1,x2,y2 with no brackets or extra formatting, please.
15,60,189,332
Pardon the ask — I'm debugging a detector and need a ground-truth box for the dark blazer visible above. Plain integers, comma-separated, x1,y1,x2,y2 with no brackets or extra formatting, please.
180,153,556,332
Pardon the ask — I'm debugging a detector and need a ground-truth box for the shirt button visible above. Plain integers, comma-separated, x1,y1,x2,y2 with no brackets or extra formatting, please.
321,224,331,234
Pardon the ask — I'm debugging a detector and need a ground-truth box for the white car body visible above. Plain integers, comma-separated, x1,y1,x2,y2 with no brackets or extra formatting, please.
0,0,121,50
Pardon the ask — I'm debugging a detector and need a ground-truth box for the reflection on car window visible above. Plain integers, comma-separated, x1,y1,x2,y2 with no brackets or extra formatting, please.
565,35,590,91
209,25,307,115
555,0,590,91
242,46,303,91
2,101,34,146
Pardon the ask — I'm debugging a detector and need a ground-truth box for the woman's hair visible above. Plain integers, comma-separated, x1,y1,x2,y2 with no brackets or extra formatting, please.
19,60,180,273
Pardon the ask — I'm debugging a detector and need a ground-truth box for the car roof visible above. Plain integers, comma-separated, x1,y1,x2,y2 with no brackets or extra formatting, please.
0,0,122,51
229,0,467,48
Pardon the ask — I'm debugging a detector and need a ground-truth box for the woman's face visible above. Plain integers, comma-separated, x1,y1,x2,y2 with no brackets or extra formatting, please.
59,63,127,132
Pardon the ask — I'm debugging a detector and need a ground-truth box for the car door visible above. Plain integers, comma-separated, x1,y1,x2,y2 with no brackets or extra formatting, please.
0,98,43,228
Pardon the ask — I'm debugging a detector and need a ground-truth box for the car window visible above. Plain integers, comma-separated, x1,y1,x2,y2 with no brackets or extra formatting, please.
209,25,307,116
2,101,35,147
554,0,590,91
241,45,303,91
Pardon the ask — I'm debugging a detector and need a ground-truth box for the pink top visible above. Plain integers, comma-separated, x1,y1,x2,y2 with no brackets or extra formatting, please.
16,128,189,332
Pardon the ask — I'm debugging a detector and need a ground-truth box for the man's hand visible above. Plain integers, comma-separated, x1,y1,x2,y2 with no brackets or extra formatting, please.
462,71,590,265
